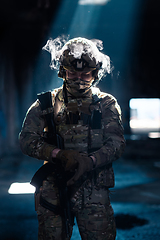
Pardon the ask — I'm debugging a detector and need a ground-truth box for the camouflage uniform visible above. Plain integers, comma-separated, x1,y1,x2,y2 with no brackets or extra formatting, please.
19,86,125,240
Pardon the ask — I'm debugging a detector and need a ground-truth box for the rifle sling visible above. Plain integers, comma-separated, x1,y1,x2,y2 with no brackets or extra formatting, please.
40,195,61,215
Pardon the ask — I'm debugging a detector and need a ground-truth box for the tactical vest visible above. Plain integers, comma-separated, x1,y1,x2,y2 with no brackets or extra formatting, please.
54,89,114,189
55,96,103,154
38,88,115,189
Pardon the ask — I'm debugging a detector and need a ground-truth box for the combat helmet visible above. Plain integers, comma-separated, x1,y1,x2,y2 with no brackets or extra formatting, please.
58,37,103,84
43,36,111,86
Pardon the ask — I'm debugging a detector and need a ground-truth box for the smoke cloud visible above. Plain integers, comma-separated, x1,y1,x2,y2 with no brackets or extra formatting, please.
43,36,111,81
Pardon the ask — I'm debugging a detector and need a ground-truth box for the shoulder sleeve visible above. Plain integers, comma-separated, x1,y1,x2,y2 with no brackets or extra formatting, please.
19,99,57,161
92,94,126,167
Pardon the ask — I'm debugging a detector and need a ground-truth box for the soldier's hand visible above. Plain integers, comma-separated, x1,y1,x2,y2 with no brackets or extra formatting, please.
67,154,94,186
55,149,79,171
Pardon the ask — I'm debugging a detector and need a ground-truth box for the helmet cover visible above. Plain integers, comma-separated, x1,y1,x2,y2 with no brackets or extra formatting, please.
43,36,111,84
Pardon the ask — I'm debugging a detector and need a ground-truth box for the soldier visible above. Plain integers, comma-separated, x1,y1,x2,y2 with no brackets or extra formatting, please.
19,37,125,240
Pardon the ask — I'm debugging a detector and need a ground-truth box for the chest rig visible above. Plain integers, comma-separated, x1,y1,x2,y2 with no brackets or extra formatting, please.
54,89,103,154
37,88,115,189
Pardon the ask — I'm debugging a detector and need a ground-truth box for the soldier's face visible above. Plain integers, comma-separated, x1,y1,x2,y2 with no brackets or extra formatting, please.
66,70,93,81
65,69,95,97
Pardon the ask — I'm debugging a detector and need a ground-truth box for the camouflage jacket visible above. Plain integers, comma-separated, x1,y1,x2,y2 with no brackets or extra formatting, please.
19,86,125,188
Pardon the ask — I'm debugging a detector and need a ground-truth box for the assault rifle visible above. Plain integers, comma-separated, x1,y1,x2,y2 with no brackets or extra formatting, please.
31,160,74,239
30,91,73,239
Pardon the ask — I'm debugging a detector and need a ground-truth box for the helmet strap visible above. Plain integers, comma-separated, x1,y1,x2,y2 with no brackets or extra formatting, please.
63,80,68,105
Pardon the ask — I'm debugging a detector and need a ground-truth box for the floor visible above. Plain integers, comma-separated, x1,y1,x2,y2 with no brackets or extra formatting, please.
1,138,160,240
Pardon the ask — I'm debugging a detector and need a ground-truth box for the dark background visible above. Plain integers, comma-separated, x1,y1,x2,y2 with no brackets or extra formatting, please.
0,1,160,240
0,0,160,154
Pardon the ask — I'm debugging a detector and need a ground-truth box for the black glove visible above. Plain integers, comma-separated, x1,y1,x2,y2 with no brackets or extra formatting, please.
67,153,93,186
55,149,79,171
